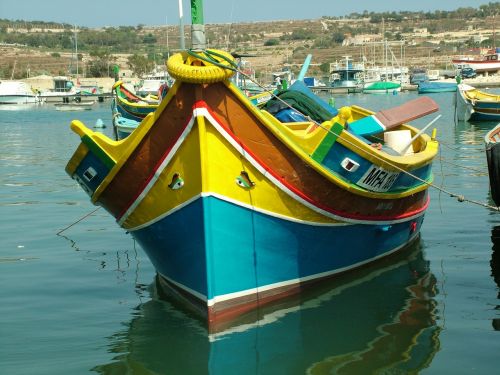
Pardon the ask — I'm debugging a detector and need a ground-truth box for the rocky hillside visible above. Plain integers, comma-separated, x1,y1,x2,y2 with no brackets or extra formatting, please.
0,11,497,83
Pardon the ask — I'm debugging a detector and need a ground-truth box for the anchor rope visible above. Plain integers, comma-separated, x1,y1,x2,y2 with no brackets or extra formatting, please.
56,207,101,235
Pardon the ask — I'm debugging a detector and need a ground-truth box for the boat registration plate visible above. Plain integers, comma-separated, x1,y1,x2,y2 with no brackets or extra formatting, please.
357,165,399,192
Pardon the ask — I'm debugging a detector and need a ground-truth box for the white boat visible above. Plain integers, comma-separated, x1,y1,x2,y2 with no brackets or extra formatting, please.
329,56,365,92
54,101,95,111
136,69,171,97
452,49,500,73
0,81,40,104
39,76,78,103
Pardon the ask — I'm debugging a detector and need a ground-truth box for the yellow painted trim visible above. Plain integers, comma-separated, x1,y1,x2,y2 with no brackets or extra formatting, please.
224,81,437,199
122,113,342,229
65,143,89,175
67,82,183,203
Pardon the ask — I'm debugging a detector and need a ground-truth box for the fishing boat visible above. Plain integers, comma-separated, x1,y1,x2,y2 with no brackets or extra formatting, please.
485,123,500,206
136,69,171,97
0,81,40,104
452,49,500,74
456,83,500,121
65,0,440,328
418,81,457,94
113,80,160,121
111,97,140,140
329,56,365,92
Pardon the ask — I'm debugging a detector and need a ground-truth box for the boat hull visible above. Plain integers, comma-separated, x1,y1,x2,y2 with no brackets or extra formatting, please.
456,84,500,121
0,95,39,104
418,82,457,94
452,58,500,73
485,124,500,206
363,81,401,94
66,63,438,327
132,194,424,324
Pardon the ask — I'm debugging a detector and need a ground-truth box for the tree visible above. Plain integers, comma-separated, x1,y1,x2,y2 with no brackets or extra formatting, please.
127,54,154,77
264,39,279,46
87,49,114,77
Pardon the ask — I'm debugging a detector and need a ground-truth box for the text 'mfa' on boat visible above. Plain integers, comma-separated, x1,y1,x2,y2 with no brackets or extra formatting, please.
64,0,441,331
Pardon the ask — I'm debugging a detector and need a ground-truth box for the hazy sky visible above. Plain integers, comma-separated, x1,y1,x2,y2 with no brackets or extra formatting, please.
0,0,495,27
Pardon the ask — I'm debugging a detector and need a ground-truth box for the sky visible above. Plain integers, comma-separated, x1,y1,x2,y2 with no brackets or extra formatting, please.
0,0,495,28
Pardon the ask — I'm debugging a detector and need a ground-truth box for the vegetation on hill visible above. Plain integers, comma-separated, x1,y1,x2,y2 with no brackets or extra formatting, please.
0,2,499,79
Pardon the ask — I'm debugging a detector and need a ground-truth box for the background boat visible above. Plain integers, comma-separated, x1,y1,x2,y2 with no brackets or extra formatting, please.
363,80,401,94
452,48,500,74
485,123,500,206
456,83,500,121
0,80,40,104
329,55,364,92
418,81,457,94
54,101,95,111
136,69,172,97
112,80,159,121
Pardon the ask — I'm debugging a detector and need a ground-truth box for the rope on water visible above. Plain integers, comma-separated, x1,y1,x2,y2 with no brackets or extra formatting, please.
56,207,101,235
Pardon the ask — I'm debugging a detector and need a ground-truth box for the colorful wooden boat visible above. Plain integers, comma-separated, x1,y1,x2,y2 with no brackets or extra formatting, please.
456,83,500,121
112,112,140,140
418,81,457,94
485,123,500,206
65,0,440,328
113,80,159,122
110,97,140,139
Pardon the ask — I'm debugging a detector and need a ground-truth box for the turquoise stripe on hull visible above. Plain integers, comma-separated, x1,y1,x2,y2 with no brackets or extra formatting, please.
132,196,424,305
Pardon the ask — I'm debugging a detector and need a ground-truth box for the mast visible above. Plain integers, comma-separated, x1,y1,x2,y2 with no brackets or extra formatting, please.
190,0,206,51
74,25,79,78
178,0,185,50
166,16,170,58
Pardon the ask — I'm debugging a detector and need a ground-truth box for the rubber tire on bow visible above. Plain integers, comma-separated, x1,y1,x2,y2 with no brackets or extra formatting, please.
167,50,235,84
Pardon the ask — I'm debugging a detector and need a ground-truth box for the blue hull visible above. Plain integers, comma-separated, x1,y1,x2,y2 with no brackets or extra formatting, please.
131,195,423,316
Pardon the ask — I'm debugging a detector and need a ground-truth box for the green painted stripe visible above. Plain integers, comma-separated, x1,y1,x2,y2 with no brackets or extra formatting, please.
311,122,344,163
81,135,115,170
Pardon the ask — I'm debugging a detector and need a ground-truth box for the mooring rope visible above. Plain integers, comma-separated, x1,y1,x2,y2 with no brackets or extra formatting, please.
56,207,101,235
191,49,500,212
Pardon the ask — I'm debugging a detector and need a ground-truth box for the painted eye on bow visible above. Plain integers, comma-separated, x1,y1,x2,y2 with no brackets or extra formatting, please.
168,173,185,190
236,171,255,189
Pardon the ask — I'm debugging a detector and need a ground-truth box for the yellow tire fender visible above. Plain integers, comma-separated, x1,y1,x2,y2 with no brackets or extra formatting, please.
167,50,235,84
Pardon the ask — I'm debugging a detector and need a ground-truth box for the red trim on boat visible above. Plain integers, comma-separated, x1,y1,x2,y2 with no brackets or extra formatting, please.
193,100,430,222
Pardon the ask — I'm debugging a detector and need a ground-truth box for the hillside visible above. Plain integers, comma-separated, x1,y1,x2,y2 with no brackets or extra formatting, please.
1,5,499,83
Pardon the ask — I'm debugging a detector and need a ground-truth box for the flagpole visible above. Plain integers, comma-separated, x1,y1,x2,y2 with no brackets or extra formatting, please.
190,0,206,51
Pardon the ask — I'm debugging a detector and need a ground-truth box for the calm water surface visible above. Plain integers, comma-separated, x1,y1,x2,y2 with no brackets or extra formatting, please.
0,93,499,374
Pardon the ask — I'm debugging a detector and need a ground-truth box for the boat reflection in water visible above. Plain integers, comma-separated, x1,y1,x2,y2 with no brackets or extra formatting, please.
490,226,500,331
93,239,441,375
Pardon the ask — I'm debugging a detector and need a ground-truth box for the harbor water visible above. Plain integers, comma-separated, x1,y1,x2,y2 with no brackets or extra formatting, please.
1,92,499,374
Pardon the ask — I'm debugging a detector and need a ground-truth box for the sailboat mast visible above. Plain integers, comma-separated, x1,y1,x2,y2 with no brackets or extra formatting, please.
178,0,185,50
74,25,78,78
191,0,206,51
